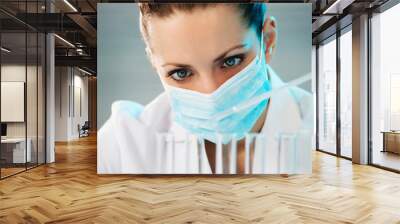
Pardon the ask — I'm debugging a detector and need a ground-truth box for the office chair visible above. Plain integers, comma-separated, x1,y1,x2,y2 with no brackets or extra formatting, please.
79,121,90,138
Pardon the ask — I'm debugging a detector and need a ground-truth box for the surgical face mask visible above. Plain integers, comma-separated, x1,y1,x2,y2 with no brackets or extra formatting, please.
164,33,271,144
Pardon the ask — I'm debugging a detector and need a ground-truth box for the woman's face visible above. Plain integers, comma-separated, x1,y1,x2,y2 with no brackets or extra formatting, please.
145,4,272,94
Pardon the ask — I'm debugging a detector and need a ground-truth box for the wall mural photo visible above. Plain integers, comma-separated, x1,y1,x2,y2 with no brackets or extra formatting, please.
97,3,313,174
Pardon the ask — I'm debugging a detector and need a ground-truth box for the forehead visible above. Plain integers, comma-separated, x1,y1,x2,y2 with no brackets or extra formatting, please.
145,4,255,65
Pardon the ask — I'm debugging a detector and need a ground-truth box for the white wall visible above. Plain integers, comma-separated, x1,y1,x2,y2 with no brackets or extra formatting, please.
1,65,40,138
72,73,89,138
55,67,68,141
312,45,317,150
55,67,89,141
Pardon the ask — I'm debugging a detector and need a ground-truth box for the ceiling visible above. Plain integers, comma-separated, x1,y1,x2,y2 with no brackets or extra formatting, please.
0,0,98,74
0,0,394,75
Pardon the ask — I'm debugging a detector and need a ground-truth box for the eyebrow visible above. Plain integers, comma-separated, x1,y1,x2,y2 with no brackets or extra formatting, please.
161,44,247,68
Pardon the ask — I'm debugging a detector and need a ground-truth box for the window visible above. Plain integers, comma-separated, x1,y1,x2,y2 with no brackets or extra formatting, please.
371,3,400,171
317,36,337,154
339,29,352,158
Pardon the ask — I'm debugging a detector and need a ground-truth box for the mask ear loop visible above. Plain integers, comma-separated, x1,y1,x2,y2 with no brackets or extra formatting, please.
259,29,270,82
260,31,264,59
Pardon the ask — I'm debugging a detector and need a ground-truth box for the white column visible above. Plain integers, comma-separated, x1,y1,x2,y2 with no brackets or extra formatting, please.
352,14,369,164
45,0,56,163
46,32,55,163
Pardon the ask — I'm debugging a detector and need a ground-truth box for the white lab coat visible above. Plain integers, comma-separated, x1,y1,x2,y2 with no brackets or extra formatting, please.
98,67,313,174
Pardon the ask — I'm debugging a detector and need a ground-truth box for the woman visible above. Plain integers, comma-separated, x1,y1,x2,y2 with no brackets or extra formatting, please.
98,3,312,174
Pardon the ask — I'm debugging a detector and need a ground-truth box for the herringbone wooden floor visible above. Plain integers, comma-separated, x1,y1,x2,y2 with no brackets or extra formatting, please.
1,135,400,224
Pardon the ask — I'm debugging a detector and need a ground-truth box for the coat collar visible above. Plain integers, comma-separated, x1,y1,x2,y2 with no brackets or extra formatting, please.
261,66,303,135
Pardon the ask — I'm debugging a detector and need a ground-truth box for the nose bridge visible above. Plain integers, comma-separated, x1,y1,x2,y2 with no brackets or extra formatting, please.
198,69,223,94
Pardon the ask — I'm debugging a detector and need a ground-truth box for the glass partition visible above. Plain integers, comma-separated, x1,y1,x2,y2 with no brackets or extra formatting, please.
0,1,46,179
1,31,28,177
27,31,38,169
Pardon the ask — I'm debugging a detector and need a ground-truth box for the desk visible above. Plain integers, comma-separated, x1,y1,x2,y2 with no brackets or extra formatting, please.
382,131,400,154
1,138,32,163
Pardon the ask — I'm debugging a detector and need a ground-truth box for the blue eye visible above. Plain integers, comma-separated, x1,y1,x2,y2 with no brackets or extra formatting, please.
222,55,243,68
169,69,192,81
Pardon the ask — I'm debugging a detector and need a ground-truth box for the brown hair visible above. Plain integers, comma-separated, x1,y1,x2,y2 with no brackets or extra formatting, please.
138,3,267,46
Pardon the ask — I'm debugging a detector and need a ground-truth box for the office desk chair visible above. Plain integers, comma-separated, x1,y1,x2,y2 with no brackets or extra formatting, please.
78,121,90,138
